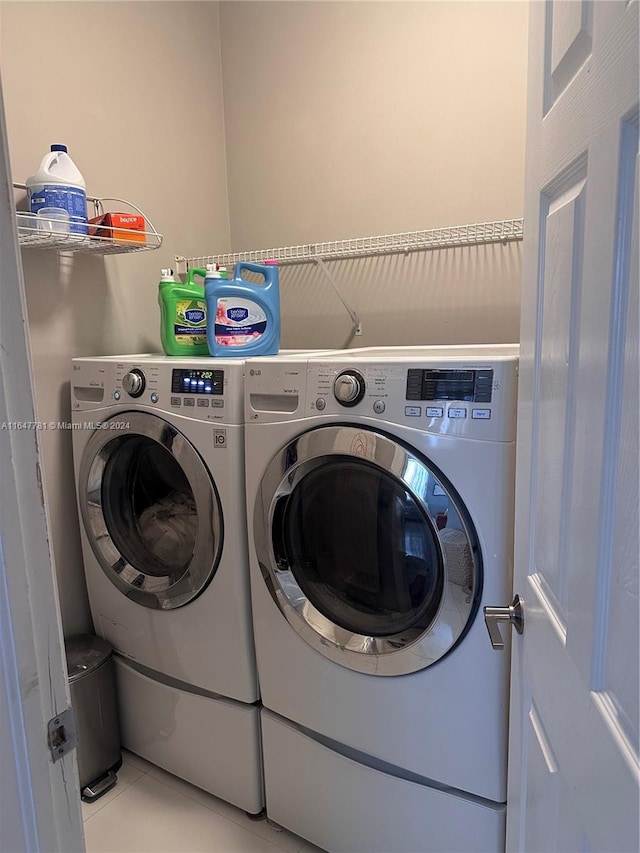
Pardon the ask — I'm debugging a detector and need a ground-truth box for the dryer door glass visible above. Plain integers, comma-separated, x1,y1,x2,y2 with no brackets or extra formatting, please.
256,425,481,674
278,459,443,637
80,413,223,610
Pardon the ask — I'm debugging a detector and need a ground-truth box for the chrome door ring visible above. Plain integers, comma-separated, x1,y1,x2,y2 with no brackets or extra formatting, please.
79,412,223,610
254,425,481,675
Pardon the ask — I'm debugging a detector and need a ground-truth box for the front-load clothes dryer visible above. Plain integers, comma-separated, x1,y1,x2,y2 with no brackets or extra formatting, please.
71,355,262,813
244,345,519,852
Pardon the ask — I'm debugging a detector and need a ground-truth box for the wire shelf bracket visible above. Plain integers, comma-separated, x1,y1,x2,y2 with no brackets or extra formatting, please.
314,257,362,338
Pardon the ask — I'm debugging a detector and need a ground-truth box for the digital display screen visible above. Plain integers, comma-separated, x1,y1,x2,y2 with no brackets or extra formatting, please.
427,370,475,400
171,368,224,395
406,368,493,403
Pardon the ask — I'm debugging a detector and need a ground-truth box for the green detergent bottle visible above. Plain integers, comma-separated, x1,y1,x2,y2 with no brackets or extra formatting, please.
159,267,209,356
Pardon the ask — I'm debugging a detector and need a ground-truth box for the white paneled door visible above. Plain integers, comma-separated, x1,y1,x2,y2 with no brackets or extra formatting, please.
0,77,84,852
507,2,639,851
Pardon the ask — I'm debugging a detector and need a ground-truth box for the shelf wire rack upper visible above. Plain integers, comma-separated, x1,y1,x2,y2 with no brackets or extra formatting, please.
182,218,524,269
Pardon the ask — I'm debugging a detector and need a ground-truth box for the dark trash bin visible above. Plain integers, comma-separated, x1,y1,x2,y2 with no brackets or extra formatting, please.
66,634,122,802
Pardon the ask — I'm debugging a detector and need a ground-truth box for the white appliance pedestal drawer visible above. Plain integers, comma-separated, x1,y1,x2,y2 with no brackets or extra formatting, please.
261,709,505,853
114,656,263,814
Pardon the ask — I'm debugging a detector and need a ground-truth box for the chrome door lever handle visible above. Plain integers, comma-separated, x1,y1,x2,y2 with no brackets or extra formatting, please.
483,594,524,650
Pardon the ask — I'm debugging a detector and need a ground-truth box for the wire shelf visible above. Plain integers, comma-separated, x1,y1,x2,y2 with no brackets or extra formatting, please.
182,218,524,269
16,224,162,254
13,185,163,255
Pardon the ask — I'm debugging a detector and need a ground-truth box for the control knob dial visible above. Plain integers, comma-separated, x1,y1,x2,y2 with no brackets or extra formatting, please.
122,369,146,398
333,370,366,407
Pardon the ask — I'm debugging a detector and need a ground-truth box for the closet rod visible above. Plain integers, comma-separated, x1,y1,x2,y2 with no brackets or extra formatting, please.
178,218,523,271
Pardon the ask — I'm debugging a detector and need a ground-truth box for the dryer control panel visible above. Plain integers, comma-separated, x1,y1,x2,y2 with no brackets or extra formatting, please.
244,360,308,423
305,351,519,442
406,368,493,403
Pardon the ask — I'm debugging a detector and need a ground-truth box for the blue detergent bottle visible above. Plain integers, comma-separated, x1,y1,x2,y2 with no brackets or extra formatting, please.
205,260,280,357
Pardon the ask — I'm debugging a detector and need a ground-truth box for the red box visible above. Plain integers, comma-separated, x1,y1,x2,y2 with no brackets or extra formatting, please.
88,212,146,244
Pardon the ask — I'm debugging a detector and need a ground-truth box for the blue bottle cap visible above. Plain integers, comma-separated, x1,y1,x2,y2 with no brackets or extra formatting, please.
50,144,68,152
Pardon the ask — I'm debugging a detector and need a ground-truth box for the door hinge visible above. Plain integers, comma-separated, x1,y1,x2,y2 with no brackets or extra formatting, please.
47,707,78,762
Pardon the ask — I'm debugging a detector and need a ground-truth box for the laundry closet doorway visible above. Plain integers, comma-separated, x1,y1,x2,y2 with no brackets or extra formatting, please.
0,3,637,850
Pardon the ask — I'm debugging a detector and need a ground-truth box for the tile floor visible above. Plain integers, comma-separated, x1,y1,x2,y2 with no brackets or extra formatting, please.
81,751,324,853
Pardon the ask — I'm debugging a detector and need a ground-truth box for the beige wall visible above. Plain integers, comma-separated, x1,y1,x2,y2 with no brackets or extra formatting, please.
219,1,528,348
1,1,229,635
1,1,528,637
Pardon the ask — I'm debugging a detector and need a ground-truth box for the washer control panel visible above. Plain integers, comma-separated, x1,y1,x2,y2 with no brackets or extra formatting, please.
171,368,224,397
71,358,245,424
122,368,146,398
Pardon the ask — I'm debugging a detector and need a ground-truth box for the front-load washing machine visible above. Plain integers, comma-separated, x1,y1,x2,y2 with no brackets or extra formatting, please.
71,354,262,813
244,345,519,852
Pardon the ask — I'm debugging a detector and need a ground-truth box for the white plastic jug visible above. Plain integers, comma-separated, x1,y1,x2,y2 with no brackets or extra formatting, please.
26,144,88,235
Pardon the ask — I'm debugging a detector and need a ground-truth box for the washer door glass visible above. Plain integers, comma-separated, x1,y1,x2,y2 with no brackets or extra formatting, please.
80,413,223,610
255,425,481,674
